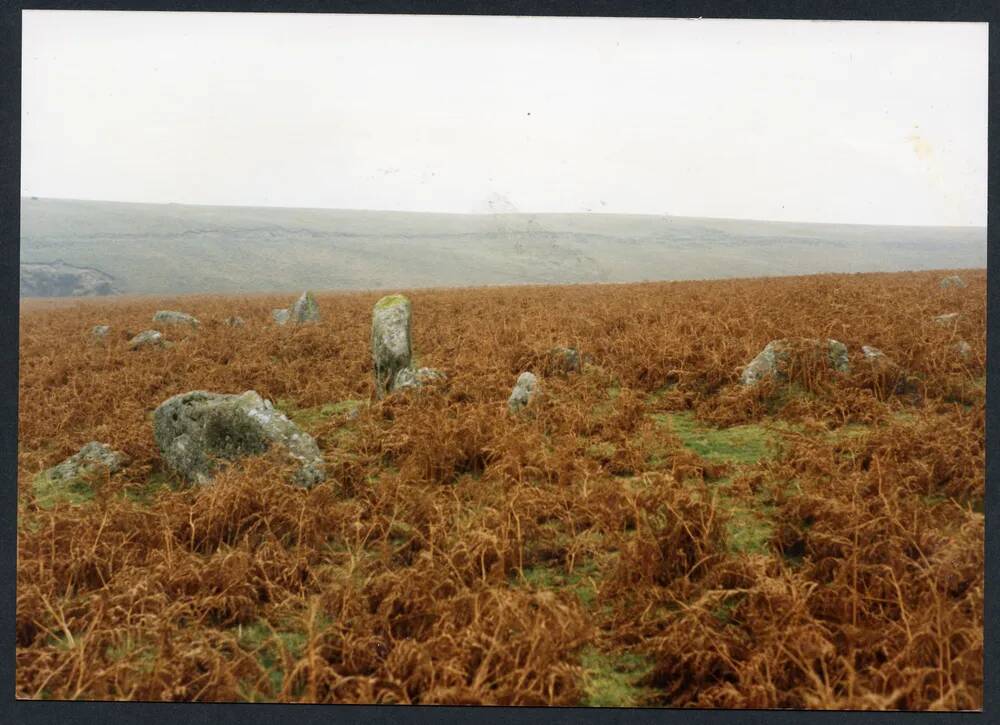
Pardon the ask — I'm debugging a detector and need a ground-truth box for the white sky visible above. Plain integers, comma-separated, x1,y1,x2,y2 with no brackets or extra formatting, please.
21,11,988,226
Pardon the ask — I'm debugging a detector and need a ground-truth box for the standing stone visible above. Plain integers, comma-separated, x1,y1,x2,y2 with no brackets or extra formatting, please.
46,441,129,482
741,338,850,386
508,372,539,413
152,390,325,487
940,275,966,289
153,310,200,327
372,294,412,398
129,330,168,350
91,324,111,341
289,291,320,323
272,309,291,326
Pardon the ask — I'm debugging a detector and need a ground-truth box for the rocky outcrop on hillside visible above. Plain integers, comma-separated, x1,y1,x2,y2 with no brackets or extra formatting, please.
20,260,120,297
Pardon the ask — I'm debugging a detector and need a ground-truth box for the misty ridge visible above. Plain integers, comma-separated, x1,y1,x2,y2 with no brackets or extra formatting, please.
19,197,987,297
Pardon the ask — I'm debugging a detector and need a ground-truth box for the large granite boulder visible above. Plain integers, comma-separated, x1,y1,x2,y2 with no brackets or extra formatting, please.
508,372,539,413
741,338,850,386
153,310,200,327
45,441,129,482
152,390,325,487
372,294,413,398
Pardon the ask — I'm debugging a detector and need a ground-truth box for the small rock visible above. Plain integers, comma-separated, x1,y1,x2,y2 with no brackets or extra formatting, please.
152,390,325,487
289,291,320,323
862,345,885,361
272,308,291,326
508,372,539,413
153,310,200,327
550,347,581,374
392,367,447,392
741,338,850,386
128,329,168,350
91,324,111,341
225,316,246,327
955,340,973,360
46,441,129,481
372,294,413,398
939,275,966,289
934,313,961,326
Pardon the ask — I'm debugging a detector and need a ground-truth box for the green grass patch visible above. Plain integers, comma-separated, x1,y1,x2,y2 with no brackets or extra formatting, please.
275,399,365,432
724,505,774,555
517,559,600,608
233,620,310,701
653,412,779,467
123,471,173,506
579,646,654,707
31,472,95,510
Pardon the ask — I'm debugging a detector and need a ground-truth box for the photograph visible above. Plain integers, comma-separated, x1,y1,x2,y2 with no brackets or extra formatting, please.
14,9,987,709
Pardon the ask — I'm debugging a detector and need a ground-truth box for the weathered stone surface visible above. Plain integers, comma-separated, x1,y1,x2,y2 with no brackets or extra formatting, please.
508,372,539,413
289,291,320,323
47,441,129,481
128,330,167,350
225,316,246,327
935,313,961,326
152,390,325,487
372,294,413,398
153,310,200,327
392,367,447,392
862,345,885,361
20,261,119,298
272,309,291,325
939,275,966,289
91,324,111,341
741,338,850,386
550,347,581,374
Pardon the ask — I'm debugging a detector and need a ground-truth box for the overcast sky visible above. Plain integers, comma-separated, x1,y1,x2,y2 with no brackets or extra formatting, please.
21,11,987,226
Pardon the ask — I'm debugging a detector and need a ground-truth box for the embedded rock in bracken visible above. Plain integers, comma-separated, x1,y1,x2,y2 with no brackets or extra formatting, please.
152,390,325,487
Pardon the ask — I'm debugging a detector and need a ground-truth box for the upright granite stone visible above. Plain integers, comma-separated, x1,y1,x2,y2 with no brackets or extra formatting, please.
508,372,539,413
129,330,168,350
289,291,320,323
152,390,325,487
46,441,129,482
741,338,850,386
153,310,200,327
939,275,966,289
372,294,413,398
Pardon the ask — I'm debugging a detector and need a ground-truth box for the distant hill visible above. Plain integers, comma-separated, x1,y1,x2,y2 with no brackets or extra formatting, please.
19,197,987,297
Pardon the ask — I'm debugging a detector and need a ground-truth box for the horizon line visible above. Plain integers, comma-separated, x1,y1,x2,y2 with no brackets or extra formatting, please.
20,196,987,231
